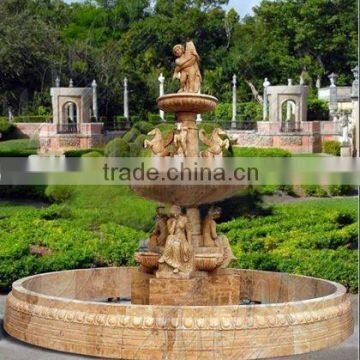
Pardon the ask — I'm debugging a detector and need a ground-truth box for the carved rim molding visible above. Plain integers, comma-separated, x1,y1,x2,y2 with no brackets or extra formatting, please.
4,267,354,360
157,93,218,114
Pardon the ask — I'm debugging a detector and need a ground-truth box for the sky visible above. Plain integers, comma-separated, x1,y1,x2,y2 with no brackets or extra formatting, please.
63,0,262,17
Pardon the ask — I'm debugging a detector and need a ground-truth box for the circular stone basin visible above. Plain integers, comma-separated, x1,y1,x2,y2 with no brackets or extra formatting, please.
132,184,242,207
157,93,218,114
4,267,353,360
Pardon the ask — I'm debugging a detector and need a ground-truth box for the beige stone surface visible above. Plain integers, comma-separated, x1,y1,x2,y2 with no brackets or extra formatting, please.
4,267,353,360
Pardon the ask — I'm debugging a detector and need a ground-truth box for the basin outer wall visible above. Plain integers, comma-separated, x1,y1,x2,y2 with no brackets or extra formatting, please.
4,267,353,360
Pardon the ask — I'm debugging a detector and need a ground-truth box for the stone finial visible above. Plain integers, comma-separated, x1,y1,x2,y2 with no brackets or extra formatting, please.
287,79,293,86
124,77,128,87
55,76,60,87
69,79,74,87
316,76,321,89
158,73,165,121
92,79,97,88
263,77,270,88
158,73,165,84
351,65,359,98
352,65,359,81
232,74,237,86
299,75,305,85
328,73,337,87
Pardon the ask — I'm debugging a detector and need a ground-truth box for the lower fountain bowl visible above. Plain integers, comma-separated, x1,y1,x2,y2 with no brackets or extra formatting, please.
4,267,353,360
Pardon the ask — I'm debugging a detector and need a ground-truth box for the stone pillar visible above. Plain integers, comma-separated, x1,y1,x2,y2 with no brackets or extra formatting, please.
263,78,270,121
231,74,237,128
158,73,165,121
8,107,14,123
50,88,57,124
69,79,74,88
196,86,202,124
288,78,293,86
92,80,98,122
123,77,129,120
351,66,359,157
328,73,338,119
186,208,202,248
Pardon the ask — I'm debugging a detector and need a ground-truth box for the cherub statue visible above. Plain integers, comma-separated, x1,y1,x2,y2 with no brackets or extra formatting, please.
172,41,202,93
148,205,169,251
202,207,235,268
173,123,188,156
158,206,192,274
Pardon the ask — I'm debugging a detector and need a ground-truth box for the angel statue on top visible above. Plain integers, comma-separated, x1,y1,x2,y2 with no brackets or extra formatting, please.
172,41,202,93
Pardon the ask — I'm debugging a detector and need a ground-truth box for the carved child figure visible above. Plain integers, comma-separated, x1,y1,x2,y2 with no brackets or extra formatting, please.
148,205,169,251
202,207,236,268
173,41,201,93
158,206,192,274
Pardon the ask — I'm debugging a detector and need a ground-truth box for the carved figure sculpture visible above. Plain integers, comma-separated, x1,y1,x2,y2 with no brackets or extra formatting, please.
173,41,201,93
148,206,169,251
199,128,229,157
158,206,192,274
202,207,235,268
340,112,350,145
173,123,188,156
144,128,174,156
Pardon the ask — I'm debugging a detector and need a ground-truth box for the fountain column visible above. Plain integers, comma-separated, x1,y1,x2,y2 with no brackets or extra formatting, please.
178,112,199,157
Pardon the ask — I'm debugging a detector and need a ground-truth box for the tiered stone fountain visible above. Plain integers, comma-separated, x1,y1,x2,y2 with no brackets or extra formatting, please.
4,41,353,359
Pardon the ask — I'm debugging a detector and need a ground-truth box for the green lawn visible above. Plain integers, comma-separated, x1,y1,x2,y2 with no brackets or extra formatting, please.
0,139,39,157
0,186,357,292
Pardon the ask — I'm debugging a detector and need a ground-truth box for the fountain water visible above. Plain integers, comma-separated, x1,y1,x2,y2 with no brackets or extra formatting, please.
4,41,353,359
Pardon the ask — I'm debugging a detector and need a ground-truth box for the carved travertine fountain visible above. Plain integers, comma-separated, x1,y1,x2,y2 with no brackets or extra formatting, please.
4,41,353,359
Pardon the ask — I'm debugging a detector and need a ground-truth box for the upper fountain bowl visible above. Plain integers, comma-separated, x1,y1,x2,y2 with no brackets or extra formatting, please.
157,93,218,114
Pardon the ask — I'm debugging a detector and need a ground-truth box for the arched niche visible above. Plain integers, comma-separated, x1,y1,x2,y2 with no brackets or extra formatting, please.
281,99,297,122
62,101,79,124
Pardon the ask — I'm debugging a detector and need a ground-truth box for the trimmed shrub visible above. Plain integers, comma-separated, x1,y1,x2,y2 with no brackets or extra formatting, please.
301,185,328,197
328,185,354,196
129,142,142,156
122,127,140,142
130,115,141,124
147,113,162,124
64,148,104,157
115,115,127,123
166,114,176,123
134,134,147,148
82,151,103,157
232,147,291,157
45,185,74,203
0,185,46,200
323,140,341,156
134,121,153,134
13,115,51,123
0,117,14,137
104,137,130,157
308,98,329,120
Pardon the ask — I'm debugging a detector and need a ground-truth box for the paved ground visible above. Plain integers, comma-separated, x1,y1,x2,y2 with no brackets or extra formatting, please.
0,294,358,360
